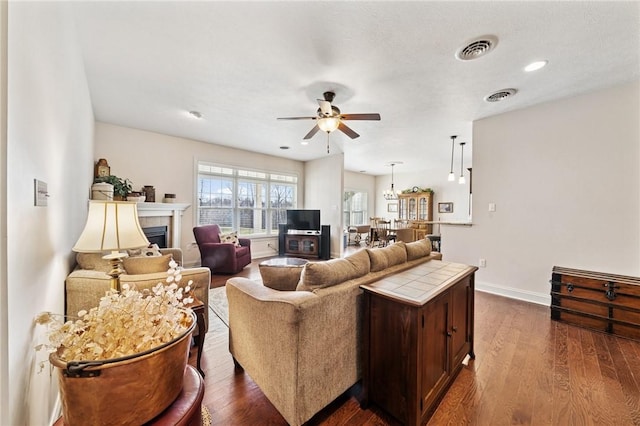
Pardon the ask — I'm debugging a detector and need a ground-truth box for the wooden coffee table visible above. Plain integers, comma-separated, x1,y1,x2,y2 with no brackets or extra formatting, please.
259,257,309,291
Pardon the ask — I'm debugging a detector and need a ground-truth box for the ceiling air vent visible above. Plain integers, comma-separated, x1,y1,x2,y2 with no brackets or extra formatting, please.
455,35,498,61
484,88,518,103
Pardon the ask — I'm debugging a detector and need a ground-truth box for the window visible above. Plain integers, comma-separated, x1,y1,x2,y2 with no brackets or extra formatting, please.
343,190,368,227
197,162,297,236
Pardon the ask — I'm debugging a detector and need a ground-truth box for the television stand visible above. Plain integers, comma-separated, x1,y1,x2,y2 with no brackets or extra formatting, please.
284,233,320,258
279,225,330,260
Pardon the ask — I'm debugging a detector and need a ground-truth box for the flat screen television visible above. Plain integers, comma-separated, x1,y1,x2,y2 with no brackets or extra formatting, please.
286,209,321,231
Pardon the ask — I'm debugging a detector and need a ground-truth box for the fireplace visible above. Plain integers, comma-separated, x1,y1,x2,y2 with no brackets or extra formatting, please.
136,202,191,248
142,226,168,249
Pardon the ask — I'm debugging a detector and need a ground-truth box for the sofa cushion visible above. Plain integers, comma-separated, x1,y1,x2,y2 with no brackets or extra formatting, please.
76,252,112,272
297,249,370,291
219,231,240,247
367,242,408,272
123,253,173,275
405,238,432,260
236,245,250,257
127,243,162,257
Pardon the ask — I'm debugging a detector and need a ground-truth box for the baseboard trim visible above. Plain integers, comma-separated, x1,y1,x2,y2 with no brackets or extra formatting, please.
475,280,550,306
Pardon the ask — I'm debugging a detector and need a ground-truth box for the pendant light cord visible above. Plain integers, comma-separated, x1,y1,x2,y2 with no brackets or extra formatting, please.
449,135,457,174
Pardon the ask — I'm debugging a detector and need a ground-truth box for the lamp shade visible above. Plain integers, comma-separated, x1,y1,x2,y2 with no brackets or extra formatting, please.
73,201,149,253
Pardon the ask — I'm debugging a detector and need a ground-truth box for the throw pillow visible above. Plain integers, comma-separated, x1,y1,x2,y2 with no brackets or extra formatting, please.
127,243,162,257
297,249,371,291
123,253,173,275
405,239,432,260
367,243,408,272
219,231,240,247
76,253,112,273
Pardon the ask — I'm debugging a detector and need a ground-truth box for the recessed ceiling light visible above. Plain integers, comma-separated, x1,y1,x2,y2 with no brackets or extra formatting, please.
301,141,309,145
279,146,290,150
188,110,202,119
524,60,548,72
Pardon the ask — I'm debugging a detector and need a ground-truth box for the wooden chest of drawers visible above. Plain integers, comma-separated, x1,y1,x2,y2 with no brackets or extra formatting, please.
550,266,640,341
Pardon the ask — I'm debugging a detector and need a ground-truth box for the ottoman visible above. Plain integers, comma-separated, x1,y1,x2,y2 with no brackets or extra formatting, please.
259,257,309,290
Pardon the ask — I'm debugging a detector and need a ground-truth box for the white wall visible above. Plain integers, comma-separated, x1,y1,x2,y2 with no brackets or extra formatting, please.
305,154,344,258
5,2,94,424
445,81,640,305
0,1,8,424
94,122,306,264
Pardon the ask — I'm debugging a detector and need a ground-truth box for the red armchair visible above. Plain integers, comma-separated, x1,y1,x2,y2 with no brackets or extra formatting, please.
193,225,252,274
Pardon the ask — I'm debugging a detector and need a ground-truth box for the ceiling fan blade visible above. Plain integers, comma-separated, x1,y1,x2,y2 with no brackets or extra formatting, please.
277,116,317,120
338,122,360,139
303,124,321,140
340,113,381,121
317,100,332,116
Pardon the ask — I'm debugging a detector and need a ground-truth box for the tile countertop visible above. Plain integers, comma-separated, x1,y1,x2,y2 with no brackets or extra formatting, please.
360,260,478,306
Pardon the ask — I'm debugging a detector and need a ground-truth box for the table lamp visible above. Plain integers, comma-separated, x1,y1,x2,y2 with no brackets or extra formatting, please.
73,200,150,291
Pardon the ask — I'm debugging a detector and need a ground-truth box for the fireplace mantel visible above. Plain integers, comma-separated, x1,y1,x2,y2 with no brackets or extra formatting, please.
136,202,191,248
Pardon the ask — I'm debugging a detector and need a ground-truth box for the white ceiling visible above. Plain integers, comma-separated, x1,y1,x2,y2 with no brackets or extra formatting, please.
70,1,640,176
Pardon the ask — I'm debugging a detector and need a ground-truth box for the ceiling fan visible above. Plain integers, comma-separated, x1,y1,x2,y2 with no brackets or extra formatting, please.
277,91,381,141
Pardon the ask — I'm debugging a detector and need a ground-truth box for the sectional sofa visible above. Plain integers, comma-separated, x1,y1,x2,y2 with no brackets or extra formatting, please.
225,239,442,425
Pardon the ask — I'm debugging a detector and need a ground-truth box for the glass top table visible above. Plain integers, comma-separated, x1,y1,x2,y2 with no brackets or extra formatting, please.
260,257,309,267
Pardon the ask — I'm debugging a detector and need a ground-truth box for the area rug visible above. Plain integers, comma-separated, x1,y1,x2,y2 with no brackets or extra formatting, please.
202,406,212,425
208,286,229,327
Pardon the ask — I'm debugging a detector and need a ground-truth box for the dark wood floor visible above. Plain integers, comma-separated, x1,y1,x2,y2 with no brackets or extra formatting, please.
191,253,640,425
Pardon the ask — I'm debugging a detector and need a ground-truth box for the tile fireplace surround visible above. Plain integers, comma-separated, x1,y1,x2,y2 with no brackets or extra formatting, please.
136,202,190,248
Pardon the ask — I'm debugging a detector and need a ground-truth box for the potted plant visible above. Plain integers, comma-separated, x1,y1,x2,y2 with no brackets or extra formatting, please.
94,175,133,200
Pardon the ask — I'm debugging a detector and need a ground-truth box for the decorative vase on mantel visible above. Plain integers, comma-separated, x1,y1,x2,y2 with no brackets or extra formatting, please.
143,185,156,202
50,312,195,425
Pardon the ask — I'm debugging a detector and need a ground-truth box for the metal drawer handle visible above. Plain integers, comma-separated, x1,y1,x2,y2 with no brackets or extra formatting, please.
603,282,619,301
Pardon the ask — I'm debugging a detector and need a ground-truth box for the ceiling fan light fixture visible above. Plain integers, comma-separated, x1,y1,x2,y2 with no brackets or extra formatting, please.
318,117,340,133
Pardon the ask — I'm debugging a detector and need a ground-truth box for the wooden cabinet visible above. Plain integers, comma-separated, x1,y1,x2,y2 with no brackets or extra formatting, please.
279,225,330,260
362,270,476,425
551,266,640,341
284,234,319,258
397,191,434,237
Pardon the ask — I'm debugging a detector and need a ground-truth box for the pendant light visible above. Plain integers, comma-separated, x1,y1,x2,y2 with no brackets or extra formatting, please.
459,142,466,184
383,162,402,200
448,135,457,181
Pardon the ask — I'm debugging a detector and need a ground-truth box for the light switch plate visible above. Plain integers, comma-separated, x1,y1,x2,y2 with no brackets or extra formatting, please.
34,179,48,206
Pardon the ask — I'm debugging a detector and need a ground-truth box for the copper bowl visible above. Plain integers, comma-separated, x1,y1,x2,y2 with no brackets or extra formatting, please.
50,311,196,426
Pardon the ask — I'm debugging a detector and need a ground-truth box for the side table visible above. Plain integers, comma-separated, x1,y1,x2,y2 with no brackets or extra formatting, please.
186,295,206,377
